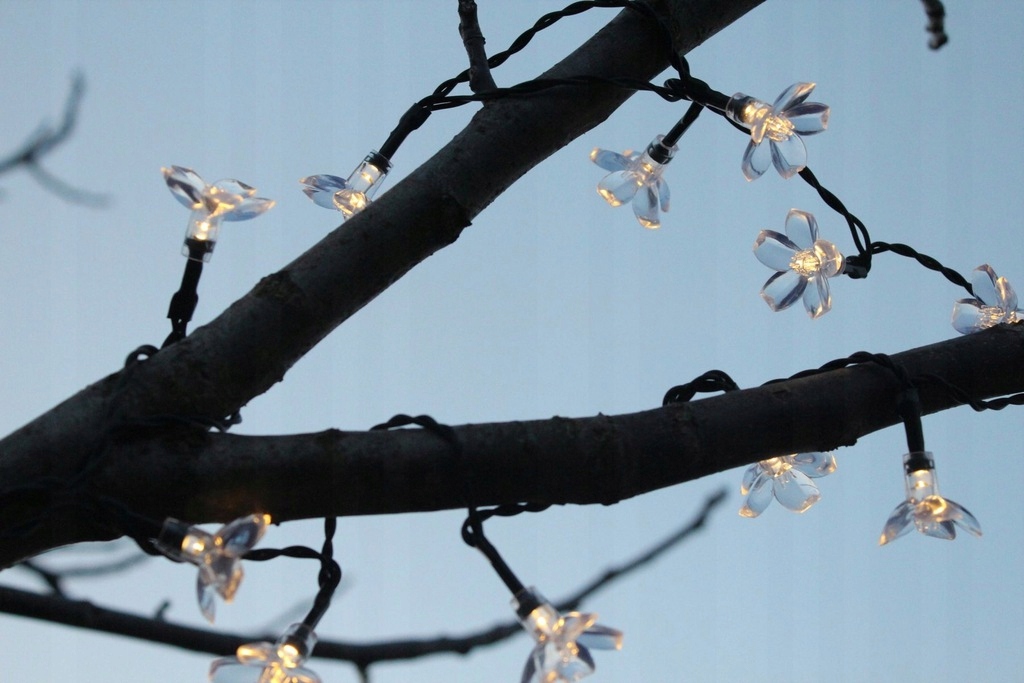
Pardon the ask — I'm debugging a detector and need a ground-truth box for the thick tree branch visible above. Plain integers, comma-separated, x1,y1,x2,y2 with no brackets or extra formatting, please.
2,324,1020,568
0,0,764,566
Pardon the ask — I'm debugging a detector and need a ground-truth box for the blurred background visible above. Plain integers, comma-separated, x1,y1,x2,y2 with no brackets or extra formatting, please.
0,1,1021,681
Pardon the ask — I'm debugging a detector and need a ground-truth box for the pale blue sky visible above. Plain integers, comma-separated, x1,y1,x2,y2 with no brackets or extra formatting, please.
1,1,1022,681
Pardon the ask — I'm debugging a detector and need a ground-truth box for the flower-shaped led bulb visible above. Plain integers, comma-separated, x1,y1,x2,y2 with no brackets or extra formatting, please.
210,622,320,683
879,452,982,545
739,451,837,518
590,134,677,229
153,513,271,623
754,209,844,318
300,151,392,220
512,587,622,683
952,264,1023,334
162,166,275,262
725,82,829,181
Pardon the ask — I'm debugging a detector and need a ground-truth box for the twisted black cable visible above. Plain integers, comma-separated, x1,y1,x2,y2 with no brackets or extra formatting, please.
663,369,740,405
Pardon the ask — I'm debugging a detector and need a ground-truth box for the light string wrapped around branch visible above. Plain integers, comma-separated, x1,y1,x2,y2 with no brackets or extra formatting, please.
210,517,342,683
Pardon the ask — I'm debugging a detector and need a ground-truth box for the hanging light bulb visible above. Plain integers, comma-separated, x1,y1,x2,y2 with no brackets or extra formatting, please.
210,622,321,683
512,586,622,683
879,452,982,545
753,208,844,318
725,82,829,181
162,166,275,262
738,451,837,518
590,134,677,229
153,513,271,623
300,150,392,219
952,264,1023,334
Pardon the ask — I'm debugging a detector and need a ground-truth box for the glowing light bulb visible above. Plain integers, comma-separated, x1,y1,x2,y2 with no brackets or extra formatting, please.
162,166,274,262
878,452,982,545
952,264,1023,334
725,82,829,180
210,623,321,683
738,451,837,518
590,134,677,229
154,513,271,623
300,150,392,220
512,587,622,683
753,209,844,318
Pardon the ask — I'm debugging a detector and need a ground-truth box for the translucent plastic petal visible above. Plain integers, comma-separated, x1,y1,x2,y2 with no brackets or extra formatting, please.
632,184,661,229
212,178,257,198
942,499,983,537
754,230,800,271
741,140,771,181
951,300,986,334
916,516,957,540
739,471,773,518
761,270,808,312
770,134,808,178
740,463,761,495
300,174,348,210
772,470,821,513
163,165,207,208
971,265,1002,307
224,196,276,221
520,653,538,683
596,171,640,207
198,576,217,623
773,82,816,114
791,451,837,478
589,148,633,172
784,209,818,249
655,176,670,213
560,612,599,641
802,275,832,319
879,501,915,545
220,514,270,556
785,102,830,135
577,625,624,651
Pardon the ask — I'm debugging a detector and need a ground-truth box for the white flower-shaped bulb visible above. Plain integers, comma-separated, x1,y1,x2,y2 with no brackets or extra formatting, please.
590,134,677,229
879,452,982,545
162,166,274,262
725,82,829,180
209,623,321,683
512,587,622,683
754,209,844,318
300,151,392,220
952,264,1023,334
154,513,271,623
739,451,837,518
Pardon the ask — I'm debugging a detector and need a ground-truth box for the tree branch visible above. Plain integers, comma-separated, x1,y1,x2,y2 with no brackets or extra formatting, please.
0,491,726,666
2,324,1021,568
0,0,764,566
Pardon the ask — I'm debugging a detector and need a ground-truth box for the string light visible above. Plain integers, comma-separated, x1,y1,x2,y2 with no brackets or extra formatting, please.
300,151,392,219
162,166,275,262
153,513,271,623
952,264,1022,334
753,208,844,318
512,586,623,683
590,135,677,229
738,452,837,518
209,622,321,683
879,452,982,545
725,82,829,181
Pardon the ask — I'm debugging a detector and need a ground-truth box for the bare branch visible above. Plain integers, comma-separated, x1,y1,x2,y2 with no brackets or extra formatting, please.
0,73,109,206
0,491,725,665
920,0,949,50
458,0,497,92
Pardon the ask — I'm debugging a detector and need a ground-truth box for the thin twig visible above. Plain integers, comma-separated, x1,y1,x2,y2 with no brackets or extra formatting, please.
458,0,497,93
0,491,726,665
0,72,109,206
920,0,948,50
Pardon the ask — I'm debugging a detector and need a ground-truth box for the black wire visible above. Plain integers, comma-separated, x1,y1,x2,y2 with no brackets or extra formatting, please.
663,370,739,405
